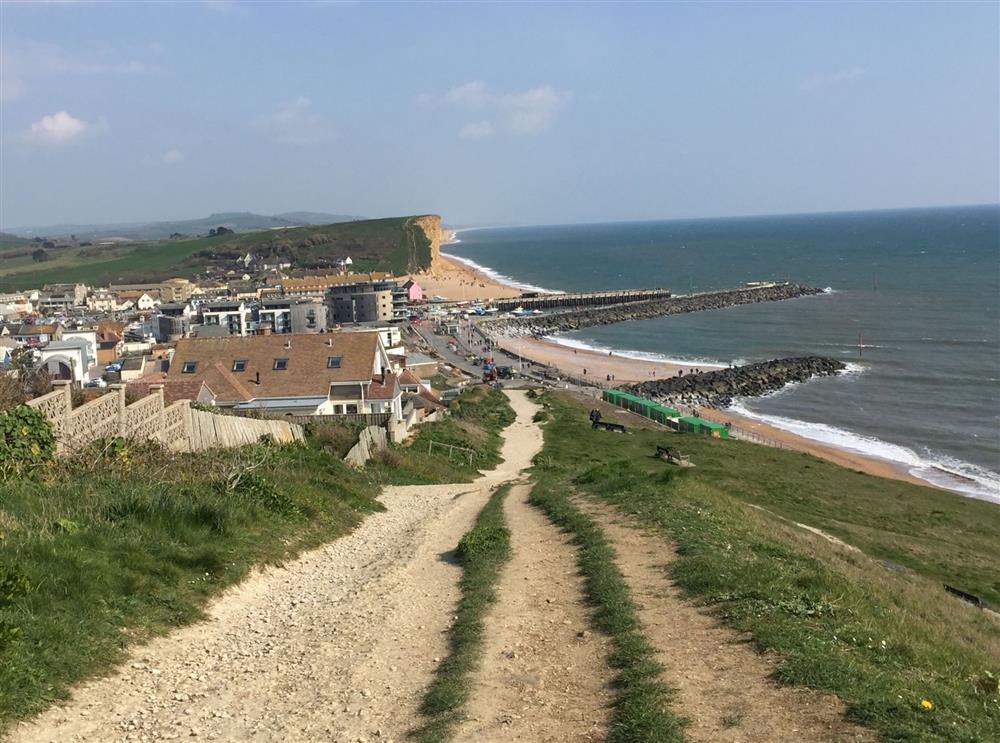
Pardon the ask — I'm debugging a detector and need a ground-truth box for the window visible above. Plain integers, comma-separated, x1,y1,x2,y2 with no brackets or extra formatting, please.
327,356,342,368
232,359,247,372
181,361,197,374
273,358,288,370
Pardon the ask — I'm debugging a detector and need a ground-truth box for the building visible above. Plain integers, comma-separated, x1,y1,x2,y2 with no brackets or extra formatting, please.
200,300,251,336
12,323,63,346
42,283,88,307
165,331,402,419
326,277,405,324
282,272,393,299
156,303,194,342
61,329,98,369
109,279,194,303
258,297,328,334
403,279,423,302
37,339,93,383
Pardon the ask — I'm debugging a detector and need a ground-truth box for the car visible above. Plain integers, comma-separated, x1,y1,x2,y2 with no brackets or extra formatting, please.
84,378,108,389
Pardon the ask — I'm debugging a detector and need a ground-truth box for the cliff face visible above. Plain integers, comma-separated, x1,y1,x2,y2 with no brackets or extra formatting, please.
412,215,442,272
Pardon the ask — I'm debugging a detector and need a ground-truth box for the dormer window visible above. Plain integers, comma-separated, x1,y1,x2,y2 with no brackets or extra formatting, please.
181,361,197,374
273,358,288,370
232,359,247,372
327,356,342,368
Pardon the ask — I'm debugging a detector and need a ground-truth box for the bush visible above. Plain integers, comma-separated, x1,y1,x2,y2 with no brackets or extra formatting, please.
0,406,55,479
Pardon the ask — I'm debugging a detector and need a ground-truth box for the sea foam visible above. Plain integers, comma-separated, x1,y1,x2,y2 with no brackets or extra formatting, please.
728,402,1000,503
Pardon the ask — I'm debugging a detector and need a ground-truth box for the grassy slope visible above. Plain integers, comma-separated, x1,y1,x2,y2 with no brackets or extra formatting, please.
0,386,513,732
410,483,513,743
532,391,999,742
367,386,516,485
0,216,435,291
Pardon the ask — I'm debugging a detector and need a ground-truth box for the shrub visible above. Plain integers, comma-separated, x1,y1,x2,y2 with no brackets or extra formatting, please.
0,406,55,478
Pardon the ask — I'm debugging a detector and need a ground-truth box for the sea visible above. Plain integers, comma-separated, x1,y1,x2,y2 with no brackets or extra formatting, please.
444,205,1000,503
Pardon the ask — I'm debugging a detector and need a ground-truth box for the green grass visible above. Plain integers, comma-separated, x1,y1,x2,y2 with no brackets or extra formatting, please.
368,385,515,485
529,482,688,743
532,391,1000,742
409,483,513,743
0,215,438,290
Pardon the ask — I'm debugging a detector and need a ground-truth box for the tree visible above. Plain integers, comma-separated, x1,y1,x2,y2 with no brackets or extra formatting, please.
41,240,55,250
31,248,49,263
0,348,51,410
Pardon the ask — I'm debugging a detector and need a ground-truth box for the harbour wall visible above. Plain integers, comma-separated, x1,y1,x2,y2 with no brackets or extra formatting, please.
483,282,824,337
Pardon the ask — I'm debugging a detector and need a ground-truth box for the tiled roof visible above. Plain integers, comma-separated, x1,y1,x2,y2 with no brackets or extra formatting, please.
366,372,399,400
17,324,59,334
281,272,393,291
126,376,213,404
166,332,382,402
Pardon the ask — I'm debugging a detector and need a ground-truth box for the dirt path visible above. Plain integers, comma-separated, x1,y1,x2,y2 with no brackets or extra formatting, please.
575,497,873,743
9,391,543,743
455,483,612,742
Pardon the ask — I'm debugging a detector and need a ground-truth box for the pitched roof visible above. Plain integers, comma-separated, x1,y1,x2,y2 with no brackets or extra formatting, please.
366,372,399,400
17,323,59,335
166,332,383,402
281,272,393,292
126,376,213,404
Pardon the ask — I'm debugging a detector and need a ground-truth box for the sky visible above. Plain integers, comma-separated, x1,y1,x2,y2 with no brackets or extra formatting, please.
1,0,998,230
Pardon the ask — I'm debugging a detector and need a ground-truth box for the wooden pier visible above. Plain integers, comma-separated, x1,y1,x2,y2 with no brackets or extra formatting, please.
495,287,671,311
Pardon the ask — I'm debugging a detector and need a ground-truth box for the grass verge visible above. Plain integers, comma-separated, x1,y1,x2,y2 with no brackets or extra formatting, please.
409,483,514,743
529,483,688,743
368,385,515,485
533,390,1000,742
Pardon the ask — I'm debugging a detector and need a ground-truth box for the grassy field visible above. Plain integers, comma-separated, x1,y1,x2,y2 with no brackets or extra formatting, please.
410,483,513,743
531,391,999,742
0,216,435,291
0,386,513,733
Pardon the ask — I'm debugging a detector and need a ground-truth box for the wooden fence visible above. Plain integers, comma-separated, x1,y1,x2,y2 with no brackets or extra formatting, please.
26,381,302,454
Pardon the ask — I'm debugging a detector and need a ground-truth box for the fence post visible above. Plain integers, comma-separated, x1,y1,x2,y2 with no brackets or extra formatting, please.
149,385,166,443
50,378,73,419
109,383,127,437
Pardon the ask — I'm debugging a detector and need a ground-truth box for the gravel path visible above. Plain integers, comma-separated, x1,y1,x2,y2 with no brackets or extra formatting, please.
10,391,543,743
454,483,611,742
575,497,873,743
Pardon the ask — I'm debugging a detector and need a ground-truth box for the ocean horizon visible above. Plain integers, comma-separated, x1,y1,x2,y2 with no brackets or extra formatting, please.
444,204,1000,503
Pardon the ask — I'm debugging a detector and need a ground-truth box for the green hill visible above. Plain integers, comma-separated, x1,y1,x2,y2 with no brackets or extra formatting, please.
0,216,436,291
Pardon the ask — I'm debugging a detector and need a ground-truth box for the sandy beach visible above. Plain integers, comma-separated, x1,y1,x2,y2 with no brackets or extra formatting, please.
405,249,522,302
499,335,933,490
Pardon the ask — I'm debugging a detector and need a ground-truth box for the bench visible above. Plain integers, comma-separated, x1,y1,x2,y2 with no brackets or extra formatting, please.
593,420,627,433
656,445,692,467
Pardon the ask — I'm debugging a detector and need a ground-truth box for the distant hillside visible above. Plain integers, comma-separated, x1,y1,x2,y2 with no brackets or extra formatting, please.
7,212,363,242
0,215,440,291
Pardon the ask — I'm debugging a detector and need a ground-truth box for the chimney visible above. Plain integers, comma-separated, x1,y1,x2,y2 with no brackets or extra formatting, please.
284,338,292,349
255,371,261,385
381,368,386,385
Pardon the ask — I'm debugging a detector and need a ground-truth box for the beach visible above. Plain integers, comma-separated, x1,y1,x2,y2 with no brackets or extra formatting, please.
405,252,522,302
496,335,933,490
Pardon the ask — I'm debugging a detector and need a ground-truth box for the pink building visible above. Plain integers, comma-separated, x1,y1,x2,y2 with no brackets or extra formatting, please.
403,279,423,302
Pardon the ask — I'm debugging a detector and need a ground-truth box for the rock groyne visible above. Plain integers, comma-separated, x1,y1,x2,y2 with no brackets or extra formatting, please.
484,282,824,337
625,356,846,409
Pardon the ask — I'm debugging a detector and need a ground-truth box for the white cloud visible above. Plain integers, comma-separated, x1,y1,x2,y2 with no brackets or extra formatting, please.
459,120,495,140
254,96,332,145
20,110,90,145
800,66,866,92
425,82,572,138
162,149,184,164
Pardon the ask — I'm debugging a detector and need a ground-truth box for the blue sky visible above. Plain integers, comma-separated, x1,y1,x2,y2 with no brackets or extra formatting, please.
1,0,997,229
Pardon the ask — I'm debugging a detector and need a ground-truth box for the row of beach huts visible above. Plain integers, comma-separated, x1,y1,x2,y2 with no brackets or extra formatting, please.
601,389,730,438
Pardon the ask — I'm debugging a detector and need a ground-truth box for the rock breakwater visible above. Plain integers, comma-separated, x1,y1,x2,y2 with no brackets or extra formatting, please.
625,356,846,409
484,282,824,337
